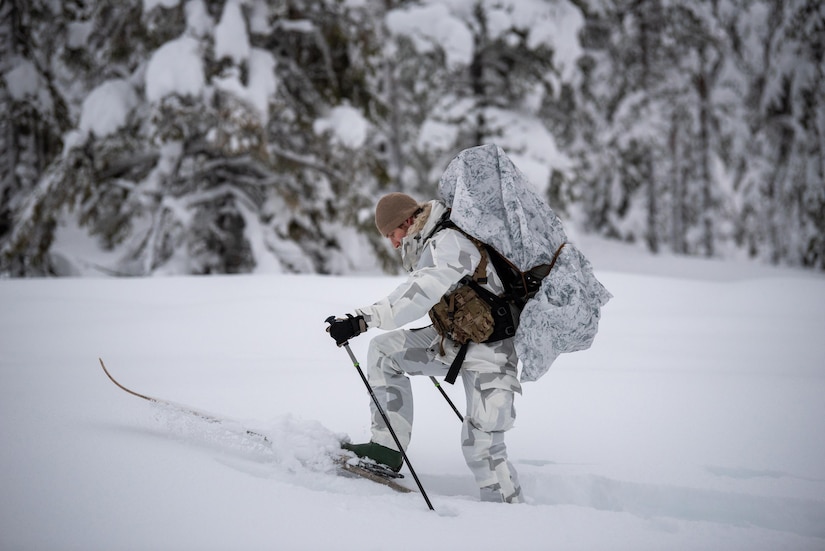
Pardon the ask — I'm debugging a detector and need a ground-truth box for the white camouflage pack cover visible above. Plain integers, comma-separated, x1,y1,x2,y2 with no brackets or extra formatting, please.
438,144,612,382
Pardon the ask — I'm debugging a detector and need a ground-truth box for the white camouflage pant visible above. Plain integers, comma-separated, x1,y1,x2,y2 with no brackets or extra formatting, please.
365,325,523,503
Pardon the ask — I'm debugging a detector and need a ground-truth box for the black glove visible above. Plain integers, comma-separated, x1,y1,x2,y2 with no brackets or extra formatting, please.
325,314,367,346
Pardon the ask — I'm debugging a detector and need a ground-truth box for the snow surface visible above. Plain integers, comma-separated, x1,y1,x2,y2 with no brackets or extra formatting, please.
2,239,824,550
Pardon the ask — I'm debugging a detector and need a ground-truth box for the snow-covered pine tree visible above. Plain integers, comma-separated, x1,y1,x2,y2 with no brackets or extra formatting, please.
0,0,70,275
383,0,580,204
571,0,824,268
262,0,391,274
572,0,674,247
2,0,390,276
737,0,825,268
664,1,732,258
1,0,822,275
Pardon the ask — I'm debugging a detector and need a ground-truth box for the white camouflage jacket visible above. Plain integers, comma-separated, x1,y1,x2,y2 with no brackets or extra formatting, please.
355,200,507,355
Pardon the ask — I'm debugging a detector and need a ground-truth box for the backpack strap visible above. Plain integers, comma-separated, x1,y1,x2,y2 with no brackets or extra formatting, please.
468,237,488,284
428,209,489,284
444,342,469,384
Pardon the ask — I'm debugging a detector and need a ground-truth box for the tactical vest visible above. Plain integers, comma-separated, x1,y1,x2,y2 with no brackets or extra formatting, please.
428,232,518,383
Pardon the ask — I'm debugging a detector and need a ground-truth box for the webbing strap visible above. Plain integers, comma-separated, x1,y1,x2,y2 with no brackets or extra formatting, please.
470,238,488,284
444,341,470,385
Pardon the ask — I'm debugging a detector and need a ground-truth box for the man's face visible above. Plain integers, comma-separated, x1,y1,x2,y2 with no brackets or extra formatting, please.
386,220,411,249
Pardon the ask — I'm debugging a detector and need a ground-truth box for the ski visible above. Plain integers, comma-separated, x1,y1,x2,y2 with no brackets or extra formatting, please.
99,358,414,494
98,357,270,442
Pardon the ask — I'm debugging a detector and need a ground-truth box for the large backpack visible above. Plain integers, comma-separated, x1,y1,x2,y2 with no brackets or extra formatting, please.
437,144,612,382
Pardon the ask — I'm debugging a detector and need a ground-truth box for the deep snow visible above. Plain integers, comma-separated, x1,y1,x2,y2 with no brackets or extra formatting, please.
2,237,825,551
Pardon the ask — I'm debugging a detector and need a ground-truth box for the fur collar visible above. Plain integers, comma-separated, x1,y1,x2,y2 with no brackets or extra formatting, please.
407,202,433,238
400,200,447,271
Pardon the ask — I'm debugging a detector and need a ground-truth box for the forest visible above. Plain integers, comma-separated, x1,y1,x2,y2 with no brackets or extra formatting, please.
1,0,823,276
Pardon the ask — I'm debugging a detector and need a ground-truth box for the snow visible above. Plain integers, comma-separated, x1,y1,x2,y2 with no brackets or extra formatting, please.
514,0,584,82
313,105,369,149
185,0,214,38
143,0,180,11
3,58,54,114
66,21,94,49
5,0,825,545
79,79,139,137
386,0,583,78
418,119,458,153
247,1,271,35
145,36,206,102
385,4,474,69
215,0,250,64
2,241,824,550
489,108,572,192
212,48,277,122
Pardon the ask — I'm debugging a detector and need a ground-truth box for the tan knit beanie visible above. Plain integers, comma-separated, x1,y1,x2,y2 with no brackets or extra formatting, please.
374,193,421,235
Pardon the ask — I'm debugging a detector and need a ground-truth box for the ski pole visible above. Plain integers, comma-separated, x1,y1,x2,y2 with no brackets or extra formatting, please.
326,319,434,511
341,342,434,511
429,376,463,422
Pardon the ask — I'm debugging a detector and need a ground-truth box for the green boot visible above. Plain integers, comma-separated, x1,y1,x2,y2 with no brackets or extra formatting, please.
342,441,403,472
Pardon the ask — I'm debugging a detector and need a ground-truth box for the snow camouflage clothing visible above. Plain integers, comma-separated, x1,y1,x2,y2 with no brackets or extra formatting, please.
439,144,612,382
356,200,523,503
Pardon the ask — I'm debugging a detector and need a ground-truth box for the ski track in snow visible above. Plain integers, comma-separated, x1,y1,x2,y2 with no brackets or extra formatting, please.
144,400,825,542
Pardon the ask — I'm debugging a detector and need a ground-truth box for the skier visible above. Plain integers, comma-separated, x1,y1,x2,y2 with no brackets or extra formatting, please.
326,192,523,504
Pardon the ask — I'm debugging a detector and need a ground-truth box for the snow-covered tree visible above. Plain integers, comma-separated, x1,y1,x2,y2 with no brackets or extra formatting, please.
0,0,70,275
572,0,823,268
734,0,825,268
382,0,580,202
572,0,674,247
2,0,388,276
1,0,822,276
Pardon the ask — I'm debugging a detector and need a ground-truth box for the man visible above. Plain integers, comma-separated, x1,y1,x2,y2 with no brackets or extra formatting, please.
326,192,523,504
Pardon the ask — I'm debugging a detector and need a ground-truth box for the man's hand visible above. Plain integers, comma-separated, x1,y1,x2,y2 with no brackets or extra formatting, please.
325,314,367,346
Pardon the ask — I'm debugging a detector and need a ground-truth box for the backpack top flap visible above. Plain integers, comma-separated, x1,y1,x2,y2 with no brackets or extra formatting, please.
437,144,567,272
